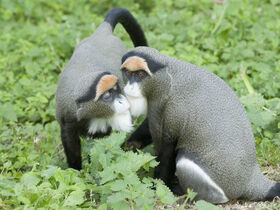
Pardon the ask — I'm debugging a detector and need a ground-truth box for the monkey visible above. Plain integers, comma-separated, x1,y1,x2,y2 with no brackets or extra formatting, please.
56,8,149,170
120,46,280,204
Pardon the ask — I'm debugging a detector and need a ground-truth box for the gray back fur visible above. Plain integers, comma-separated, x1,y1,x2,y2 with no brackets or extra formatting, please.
56,22,126,123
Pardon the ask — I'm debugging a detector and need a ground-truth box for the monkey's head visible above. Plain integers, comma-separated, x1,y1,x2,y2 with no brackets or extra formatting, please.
74,72,133,134
120,48,166,117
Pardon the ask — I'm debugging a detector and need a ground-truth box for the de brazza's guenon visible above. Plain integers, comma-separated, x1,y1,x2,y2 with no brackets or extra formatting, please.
120,46,280,204
56,8,149,170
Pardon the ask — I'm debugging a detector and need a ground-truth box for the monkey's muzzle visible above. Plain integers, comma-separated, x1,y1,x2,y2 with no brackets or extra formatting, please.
113,95,130,114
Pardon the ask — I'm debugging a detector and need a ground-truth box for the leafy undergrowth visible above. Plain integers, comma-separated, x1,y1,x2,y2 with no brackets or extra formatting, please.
0,0,280,209
0,133,178,209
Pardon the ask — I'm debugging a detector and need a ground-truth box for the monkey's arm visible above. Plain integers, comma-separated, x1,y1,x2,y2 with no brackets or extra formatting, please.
60,121,82,170
122,118,152,151
154,133,177,189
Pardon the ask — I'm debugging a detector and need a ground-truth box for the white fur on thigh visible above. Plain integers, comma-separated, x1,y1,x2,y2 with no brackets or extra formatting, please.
176,157,229,203
124,83,147,117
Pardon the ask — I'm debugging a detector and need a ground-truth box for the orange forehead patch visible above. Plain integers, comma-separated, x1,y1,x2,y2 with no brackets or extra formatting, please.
121,56,152,75
95,75,118,101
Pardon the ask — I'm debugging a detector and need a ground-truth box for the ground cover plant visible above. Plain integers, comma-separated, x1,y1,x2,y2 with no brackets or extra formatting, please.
0,0,279,209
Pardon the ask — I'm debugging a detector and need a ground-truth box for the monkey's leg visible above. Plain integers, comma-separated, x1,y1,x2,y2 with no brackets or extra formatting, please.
176,149,229,204
61,122,82,170
154,136,177,189
122,118,152,151
170,175,185,195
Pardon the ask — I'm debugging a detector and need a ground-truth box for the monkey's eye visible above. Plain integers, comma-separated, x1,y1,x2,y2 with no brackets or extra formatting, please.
126,71,132,76
137,72,143,77
102,91,111,100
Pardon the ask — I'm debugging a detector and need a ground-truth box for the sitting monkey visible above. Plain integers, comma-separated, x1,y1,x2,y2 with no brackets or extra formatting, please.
120,46,280,204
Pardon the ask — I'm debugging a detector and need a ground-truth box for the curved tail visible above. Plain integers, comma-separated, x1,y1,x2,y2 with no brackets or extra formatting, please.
105,8,148,47
265,182,280,201
245,165,280,201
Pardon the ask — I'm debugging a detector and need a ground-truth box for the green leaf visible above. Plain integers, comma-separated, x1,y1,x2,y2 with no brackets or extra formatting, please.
186,188,197,202
21,172,40,186
41,165,59,179
23,61,41,77
18,196,31,205
0,103,17,121
63,190,85,206
107,192,131,210
110,180,127,191
195,200,220,210
97,203,107,210
109,200,130,210
155,180,177,205
100,167,118,184
107,192,129,203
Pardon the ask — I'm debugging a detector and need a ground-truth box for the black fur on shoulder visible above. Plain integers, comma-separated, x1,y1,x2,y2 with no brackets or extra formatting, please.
105,8,148,47
122,51,166,73
75,72,111,104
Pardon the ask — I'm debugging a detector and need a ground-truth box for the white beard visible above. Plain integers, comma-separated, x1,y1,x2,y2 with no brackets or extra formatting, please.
124,83,147,117
126,95,147,117
88,95,133,134
88,118,109,134
109,110,133,132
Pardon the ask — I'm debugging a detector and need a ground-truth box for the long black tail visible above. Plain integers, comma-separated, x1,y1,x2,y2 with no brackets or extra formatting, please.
105,8,148,47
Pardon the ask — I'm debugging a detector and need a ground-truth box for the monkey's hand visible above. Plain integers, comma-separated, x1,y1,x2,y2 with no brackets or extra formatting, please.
121,140,142,152
87,128,112,140
121,118,152,152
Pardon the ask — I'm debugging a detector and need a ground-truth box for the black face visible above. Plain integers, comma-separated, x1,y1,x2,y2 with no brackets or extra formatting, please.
122,68,148,84
100,84,121,103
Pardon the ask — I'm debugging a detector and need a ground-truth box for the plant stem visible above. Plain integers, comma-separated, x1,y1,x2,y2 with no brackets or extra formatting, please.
211,0,228,34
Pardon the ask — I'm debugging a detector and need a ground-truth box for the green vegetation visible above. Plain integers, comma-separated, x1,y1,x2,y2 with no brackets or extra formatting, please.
0,0,279,209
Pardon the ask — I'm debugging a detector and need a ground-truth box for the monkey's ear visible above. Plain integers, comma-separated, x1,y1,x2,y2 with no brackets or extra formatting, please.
76,105,87,121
